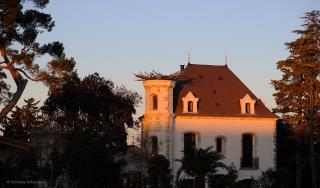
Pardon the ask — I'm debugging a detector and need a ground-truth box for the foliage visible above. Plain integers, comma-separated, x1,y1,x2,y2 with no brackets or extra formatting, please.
0,148,40,188
208,163,238,188
42,73,141,187
272,10,320,188
272,10,320,131
2,98,41,142
255,168,293,188
176,146,226,188
0,0,75,122
64,131,124,188
276,119,297,170
146,154,172,188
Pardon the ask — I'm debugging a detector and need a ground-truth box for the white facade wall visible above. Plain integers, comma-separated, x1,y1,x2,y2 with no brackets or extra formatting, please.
141,79,277,184
173,116,277,180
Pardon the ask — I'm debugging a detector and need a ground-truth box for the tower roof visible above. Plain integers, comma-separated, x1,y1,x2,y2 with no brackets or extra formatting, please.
173,64,277,118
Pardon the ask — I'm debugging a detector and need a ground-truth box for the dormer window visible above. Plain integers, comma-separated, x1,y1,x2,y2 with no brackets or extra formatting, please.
240,94,256,114
152,95,158,110
182,91,199,113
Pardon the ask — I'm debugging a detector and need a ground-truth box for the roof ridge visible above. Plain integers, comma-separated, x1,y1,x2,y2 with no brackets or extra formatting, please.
188,63,227,67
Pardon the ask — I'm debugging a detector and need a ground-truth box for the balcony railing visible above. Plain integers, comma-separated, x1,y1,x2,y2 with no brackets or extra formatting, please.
240,157,259,169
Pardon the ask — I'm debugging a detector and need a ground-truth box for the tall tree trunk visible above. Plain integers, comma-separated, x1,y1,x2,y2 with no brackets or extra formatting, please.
296,142,302,188
309,111,317,188
0,77,27,121
0,54,28,122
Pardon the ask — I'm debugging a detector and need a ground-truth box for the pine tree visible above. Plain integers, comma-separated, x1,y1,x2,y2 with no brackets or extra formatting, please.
0,0,76,122
3,98,41,142
272,10,320,188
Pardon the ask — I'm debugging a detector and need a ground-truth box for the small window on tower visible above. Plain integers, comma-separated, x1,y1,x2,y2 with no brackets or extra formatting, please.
152,95,158,110
188,101,193,112
245,103,250,113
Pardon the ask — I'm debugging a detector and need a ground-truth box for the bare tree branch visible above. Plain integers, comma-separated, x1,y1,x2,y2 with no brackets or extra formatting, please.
134,70,181,81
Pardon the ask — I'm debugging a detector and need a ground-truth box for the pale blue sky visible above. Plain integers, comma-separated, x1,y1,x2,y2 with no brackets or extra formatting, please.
19,0,319,117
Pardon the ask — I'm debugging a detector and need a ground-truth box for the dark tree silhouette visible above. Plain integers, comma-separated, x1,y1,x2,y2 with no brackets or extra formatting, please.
208,163,238,188
0,0,75,122
176,146,226,188
146,154,172,188
42,73,141,187
2,98,41,142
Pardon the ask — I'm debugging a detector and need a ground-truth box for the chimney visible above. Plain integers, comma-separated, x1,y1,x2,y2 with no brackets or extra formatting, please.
180,65,185,71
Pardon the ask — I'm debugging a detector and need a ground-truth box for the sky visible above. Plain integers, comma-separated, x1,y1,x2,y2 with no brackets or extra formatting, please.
18,0,320,121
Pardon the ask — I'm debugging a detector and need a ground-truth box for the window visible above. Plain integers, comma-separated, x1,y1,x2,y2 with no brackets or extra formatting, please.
184,132,196,155
151,136,158,154
188,101,193,112
245,103,250,113
182,91,199,113
152,95,158,110
241,133,258,168
216,136,226,155
216,138,222,152
240,94,256,114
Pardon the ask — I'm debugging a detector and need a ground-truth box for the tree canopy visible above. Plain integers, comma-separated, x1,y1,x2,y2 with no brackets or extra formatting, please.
146,154,172,188
0,0,75,122
42,73,141,187
272,10,320,188
2,97,41,142
176,146,226,188
272,10,320,128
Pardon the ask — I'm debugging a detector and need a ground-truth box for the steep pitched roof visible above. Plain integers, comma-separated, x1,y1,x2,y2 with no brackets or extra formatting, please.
173,64,277,118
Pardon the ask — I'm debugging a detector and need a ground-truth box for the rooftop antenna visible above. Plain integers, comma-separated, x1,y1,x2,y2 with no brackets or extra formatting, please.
187,49,191,64
224,52,228,67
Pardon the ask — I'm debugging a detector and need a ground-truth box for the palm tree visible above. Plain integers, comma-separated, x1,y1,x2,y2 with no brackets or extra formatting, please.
175,146,227,188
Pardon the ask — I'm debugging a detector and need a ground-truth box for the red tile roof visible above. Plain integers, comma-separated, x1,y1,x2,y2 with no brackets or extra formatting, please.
173,64,277,118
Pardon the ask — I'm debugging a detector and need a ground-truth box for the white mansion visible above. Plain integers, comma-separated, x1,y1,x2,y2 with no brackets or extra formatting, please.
140,63,277,183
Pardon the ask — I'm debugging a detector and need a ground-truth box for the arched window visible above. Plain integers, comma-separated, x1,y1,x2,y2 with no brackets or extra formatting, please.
187,101,193,112
151,136,158,154
152,95,158,110
245,103,250,113
216,136,226,155
184,132,196,156
241,133,258,168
